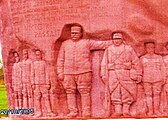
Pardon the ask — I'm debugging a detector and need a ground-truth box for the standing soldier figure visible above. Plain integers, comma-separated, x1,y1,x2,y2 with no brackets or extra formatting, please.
140,41,165,116
12,51,22,109
57,23,112,117
32,49,55,117
101,31,142,117
20,49,34,109
6,49,16,109
163,42,168,114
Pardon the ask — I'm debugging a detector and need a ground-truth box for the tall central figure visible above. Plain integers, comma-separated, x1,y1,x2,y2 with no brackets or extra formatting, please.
57,23,112,117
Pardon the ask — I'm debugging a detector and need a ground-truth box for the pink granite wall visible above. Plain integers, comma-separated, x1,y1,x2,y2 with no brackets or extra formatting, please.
0,0,168,119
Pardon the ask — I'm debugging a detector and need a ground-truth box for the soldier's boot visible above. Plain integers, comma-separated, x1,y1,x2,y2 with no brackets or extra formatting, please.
28,97,34,108
18,93,22,109
23,94,28,108
81,93,91,117
66,93,78,117
14,93,19,109
153,94,163,116
44,96,56,117
123,103,131,117
113,104,122,117
146,96,153,116
34,97,42,117
50,93,58,115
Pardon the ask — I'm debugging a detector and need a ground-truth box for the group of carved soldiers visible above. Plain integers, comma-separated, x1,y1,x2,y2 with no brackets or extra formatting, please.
11,49,55,117
57,23,168,117
10,23,168,118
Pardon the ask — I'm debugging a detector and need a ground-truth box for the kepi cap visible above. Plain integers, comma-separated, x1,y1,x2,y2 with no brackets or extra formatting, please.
113,33,123,39
71,26,81,32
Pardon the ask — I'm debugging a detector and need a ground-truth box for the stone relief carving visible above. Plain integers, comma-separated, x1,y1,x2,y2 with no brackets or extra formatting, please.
140,41,166,116
6,49,16,109
101,31,142,117
57,23,112,117
1,0,168,119
2,23,168,119
32,49,56,117
20,49,34,110
12,51,22,110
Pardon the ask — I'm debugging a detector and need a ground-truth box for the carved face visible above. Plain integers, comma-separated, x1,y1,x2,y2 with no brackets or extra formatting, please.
14,52,19,63
145,43,155,54
35,50,42,60
22,49,28,60
71,26,82,41
112,38,123,46
112,33,123,46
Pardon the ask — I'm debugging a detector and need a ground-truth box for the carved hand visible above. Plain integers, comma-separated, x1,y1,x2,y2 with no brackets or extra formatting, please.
136,76,142,83
46,84,51,90
102,76,108,84
123,62,132,70
58,73,64,81
162,79,167,85
31,84,35,90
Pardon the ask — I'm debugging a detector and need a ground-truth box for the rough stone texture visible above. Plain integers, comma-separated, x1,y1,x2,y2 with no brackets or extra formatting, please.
0,0,168,119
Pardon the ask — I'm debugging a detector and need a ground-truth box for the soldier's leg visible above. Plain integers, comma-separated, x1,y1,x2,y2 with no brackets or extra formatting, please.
22,84,28,108
121,86,134,116
143,83,153,116
111,84,122,116
77,72,92,117
64,75,78,117
165,84,168,113
34,85,42,117
18,91,22,109
50,87,59,115
41,86,56,117
27,84,34,109
13,92,19,109
6,83,13,109
153,82,163,116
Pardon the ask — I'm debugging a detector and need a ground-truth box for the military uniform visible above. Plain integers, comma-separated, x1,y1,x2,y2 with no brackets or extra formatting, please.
57,39,111,117
32,60,54,116
140,54,165,115
20,59,33,108
12,62,22,109
163,55,168,91
101,44,140,116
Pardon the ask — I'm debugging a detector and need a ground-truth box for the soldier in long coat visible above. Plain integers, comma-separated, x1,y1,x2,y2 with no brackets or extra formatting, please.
101,31,142,116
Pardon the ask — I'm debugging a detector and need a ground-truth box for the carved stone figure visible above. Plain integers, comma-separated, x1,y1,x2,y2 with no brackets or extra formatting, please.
163,42,168,113
57,23,112,117
6,49,16,109
12,51,22,109
20,49,34,109
140,40,165,116
32,49,56,117
101,31,142,117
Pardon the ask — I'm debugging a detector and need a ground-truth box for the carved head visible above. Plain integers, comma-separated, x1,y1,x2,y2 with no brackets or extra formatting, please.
71,25,83,41
111,31,124,46
22,49,29,60
7,49,16,65
13,51,20,63
35,49,42,60
144,40,155,55
57,23,84,42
